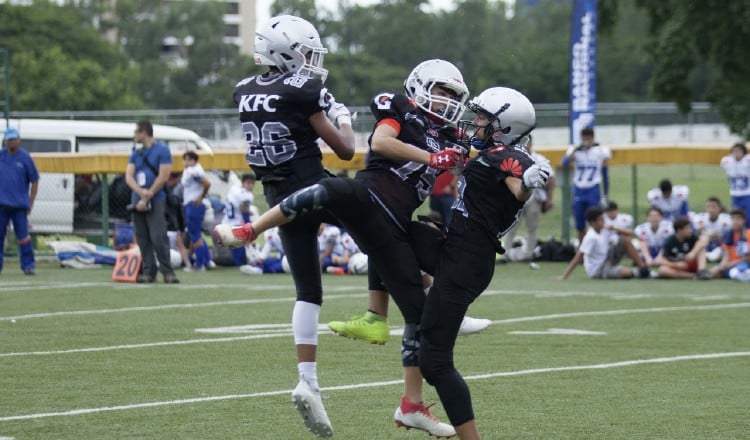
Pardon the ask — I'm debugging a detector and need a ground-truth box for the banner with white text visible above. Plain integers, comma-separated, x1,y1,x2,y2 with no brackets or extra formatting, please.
569,0,597,145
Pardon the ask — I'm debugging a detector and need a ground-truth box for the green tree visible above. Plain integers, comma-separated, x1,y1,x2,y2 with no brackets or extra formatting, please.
0,2,142,111
604,0,750,136
116,0,255,108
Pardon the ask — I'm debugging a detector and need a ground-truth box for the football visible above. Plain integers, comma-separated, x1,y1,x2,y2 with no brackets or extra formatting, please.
213,224,246,248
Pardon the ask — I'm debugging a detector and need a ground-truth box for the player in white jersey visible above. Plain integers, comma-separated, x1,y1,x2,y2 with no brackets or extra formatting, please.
562,126,611,243
690,197,732,262
720,142,750,227
222,173,258,268
318,223,343,270
504,135,555,261
603,201,633,245
634,206,674,267
181,151,212,271
647,179,689,221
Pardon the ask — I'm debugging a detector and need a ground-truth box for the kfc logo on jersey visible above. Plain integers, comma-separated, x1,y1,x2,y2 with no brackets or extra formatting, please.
238,94,280,113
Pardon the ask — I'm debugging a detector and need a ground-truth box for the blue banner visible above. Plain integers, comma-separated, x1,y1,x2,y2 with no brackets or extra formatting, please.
569,0,597,145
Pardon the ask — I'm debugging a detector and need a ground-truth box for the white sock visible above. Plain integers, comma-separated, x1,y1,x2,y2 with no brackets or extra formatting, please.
292,301,320,346
298,362,319,390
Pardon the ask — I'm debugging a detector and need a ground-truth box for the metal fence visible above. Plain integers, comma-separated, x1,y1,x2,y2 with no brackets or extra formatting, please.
10,102,743,150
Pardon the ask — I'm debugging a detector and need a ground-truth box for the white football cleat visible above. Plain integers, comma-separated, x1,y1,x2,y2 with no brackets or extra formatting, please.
394,397,455,438
458,316,492,336
292,378,333,438
212,223,255,248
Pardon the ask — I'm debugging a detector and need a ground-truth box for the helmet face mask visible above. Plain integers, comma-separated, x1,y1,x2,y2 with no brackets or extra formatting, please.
404,59,469,125
458,87,536,150
254,15,329,82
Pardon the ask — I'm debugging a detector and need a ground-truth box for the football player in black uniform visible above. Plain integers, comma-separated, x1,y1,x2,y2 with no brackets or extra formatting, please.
217,59,469,438
416,87,552,439
230,15,355,438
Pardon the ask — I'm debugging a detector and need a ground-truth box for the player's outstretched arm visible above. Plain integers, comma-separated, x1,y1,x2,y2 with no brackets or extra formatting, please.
556,251,583,280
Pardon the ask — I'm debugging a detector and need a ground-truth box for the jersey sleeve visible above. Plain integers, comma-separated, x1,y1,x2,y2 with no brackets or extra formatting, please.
289,77,327,118
490,147,535,181
369,91,413,132
157,144,173,166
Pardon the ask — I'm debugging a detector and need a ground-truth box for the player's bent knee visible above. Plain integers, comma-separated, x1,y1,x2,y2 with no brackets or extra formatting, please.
279,184,329,220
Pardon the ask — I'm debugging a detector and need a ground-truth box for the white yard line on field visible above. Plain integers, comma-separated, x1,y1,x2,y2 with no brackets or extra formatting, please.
3,302,749,357
0,290,368,321
4,284,749,322
1,351,748,423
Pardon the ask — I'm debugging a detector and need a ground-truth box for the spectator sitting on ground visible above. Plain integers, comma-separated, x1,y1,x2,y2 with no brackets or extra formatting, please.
647,179,689,221
556,206,649,280
709,209,750,279
634,206,673,268
690,196,732,262
657,215,710,279
602,201,634,245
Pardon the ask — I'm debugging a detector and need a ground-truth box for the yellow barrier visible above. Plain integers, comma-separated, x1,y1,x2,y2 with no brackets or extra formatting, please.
31,144,733,173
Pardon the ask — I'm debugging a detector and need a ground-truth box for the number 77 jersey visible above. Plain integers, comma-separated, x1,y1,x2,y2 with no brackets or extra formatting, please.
565,144,612,190
233,71,329,180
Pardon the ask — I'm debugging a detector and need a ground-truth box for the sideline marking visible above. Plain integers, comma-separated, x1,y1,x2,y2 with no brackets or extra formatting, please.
508,328,606,335
4,302,748,357
1,351,747,422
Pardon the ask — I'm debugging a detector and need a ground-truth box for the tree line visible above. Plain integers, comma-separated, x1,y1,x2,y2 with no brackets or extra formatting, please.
0,0,747,137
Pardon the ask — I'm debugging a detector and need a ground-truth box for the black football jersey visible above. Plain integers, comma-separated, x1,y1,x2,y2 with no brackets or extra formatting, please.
355,91,460,228
233,72,328,181
452,145,535,238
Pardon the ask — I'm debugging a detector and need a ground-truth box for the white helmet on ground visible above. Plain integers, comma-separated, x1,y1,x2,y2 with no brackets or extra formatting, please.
404,59,469,125
254,15,328,81
460,86,536,150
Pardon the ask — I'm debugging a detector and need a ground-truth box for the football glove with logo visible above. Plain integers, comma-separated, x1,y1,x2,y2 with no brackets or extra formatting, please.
521,161,552,191
429,148,462,170
324,93,354,126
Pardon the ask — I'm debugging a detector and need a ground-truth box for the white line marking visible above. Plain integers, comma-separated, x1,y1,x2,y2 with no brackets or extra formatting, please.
508,328,606,335
1,351,747,422
4,285,749,322
4,302,748,357
0,290,368,321
491,302,750,324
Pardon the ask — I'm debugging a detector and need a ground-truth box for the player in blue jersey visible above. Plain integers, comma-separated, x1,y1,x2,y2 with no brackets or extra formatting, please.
720,142,750,227
0,127,39,275
562,126,611,244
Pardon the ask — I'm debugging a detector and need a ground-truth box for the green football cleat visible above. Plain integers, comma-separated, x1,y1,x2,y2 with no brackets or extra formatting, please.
328,311,389,345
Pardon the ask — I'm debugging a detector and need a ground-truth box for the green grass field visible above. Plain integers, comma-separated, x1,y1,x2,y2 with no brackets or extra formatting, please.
1,262,748,439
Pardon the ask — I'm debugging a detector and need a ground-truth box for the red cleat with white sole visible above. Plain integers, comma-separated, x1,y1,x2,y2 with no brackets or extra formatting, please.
212,223,257,248
394,396,456,438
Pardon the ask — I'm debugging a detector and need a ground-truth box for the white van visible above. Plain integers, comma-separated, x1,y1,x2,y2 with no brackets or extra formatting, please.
1,119,238,234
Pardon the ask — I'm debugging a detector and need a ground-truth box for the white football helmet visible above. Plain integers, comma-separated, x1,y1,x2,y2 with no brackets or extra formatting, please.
404,59,469,125
460,86,536,150
254,15,329,81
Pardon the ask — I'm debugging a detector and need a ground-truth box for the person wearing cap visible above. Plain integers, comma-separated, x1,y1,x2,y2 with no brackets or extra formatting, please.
0,127,39,275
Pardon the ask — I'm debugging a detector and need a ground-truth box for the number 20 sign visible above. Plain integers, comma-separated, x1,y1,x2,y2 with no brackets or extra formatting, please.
112,252,142,282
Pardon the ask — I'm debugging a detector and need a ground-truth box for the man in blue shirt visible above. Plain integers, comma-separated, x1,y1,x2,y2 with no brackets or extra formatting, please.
0,127,39,275
125,120,179,283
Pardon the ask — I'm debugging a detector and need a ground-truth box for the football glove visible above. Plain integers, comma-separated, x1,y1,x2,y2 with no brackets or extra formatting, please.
521,161,552,191
429,148,462,170
324,93,353,126
213,223,257,248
